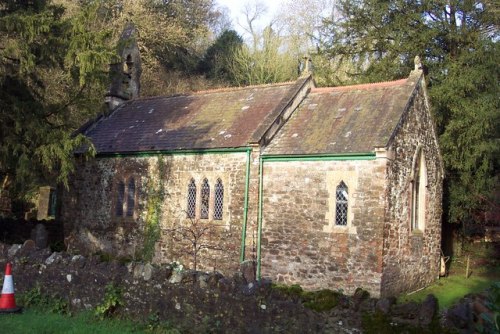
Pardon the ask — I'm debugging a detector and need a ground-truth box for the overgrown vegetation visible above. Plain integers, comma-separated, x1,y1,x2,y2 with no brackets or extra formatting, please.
141,156,167,261
18,284,69,315
94,283,123,320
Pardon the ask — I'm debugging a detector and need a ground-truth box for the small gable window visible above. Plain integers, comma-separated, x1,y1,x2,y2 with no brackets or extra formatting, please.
200,178,210,219
187,178,196,218
213,178,224,220
335,181,348,226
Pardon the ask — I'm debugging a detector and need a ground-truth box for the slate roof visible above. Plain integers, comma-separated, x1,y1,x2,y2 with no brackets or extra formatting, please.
81,77,310,153
263,71,423,155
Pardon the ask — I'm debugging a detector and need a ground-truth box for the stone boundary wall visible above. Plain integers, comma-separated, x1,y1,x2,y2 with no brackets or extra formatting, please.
0,242,492,333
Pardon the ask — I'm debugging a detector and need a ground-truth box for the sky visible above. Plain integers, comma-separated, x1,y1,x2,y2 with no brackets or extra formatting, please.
215,0,285,36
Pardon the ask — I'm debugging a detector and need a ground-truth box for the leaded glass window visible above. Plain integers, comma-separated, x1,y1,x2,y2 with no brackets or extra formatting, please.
187,178,196,218
116,181,125,216
200,178,210,219
335,181,348,226
213,178,224,220
126,177,135,216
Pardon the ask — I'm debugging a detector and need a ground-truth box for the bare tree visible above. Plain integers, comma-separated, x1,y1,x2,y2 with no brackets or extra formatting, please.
168,216,223,271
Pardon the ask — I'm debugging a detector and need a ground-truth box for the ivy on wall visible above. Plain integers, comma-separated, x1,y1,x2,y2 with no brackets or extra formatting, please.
141,156,167,261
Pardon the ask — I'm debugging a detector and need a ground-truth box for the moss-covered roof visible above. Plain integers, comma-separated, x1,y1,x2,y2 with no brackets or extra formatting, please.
264,71,422,155
83,77,309,153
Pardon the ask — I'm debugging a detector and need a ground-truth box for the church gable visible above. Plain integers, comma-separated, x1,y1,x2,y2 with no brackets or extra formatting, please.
264,73,422,155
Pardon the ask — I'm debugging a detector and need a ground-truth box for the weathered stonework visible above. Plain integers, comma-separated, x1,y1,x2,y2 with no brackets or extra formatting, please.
260,159,388,296
61,152,254,276
381,82,443,297
62,68,443,297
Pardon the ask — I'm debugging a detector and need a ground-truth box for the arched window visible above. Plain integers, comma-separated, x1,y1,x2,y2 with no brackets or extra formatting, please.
200,178,210,219
411,148,427,231
213,179,224,220
126,177,135,216
115,181,125,216
187,178,196,218
335,181,348,226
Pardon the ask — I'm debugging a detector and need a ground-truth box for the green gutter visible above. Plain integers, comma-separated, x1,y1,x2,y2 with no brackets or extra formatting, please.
239,148,252,262
95,147,251,158
261,152,376,162
256,151,376,280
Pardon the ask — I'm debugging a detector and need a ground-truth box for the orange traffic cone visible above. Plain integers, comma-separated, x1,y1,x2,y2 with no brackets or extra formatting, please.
0,263,22,313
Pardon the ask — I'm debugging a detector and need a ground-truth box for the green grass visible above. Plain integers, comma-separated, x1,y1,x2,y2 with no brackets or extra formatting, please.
1,309,142,334
398,274,499,310
398,242,500,310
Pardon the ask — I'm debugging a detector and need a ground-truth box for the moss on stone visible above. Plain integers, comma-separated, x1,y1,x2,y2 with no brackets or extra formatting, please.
302,289,340,312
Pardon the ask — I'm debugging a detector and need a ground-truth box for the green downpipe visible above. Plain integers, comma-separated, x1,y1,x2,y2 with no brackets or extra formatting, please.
256,155,264,279
239,148,252,262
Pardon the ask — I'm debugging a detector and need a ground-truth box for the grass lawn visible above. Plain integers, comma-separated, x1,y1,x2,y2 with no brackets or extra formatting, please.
398,242,500,310
1,309,142,334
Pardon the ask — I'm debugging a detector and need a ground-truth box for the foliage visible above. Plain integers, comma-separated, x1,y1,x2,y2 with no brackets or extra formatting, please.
0,0,114,199
478,282,500,333
317,0,500,224
227,26,299,86
18,284,69,315
94,283,123,320
198,29,243,82
141,156,167,261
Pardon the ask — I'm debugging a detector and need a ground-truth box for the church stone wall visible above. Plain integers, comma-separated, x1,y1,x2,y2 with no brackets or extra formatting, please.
61,152,252,276
260,158,388,297
381,84,443,297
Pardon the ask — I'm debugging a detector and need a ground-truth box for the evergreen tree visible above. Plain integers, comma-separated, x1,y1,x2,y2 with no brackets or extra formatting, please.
0,0,115,199
198,29,243,82
318,0,499,224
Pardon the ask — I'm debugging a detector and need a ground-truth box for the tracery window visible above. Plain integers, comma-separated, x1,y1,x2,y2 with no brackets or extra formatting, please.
187,178,196,218
213,178,224,220
335,181,348,226
200,178,210,219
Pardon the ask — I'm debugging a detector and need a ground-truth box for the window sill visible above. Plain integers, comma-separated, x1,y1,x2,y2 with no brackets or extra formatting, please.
411,229,424,236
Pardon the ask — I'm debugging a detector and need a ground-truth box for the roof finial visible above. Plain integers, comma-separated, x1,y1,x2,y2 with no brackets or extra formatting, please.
414,55,422,70
301,55,312,76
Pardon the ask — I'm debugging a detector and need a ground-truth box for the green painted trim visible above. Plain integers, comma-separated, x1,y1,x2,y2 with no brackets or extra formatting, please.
240,148,252,262
95,147,251,158
261,152,376,162
256,155,263,279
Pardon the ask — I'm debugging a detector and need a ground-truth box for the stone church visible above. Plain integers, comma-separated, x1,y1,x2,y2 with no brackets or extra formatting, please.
61,27,444,297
